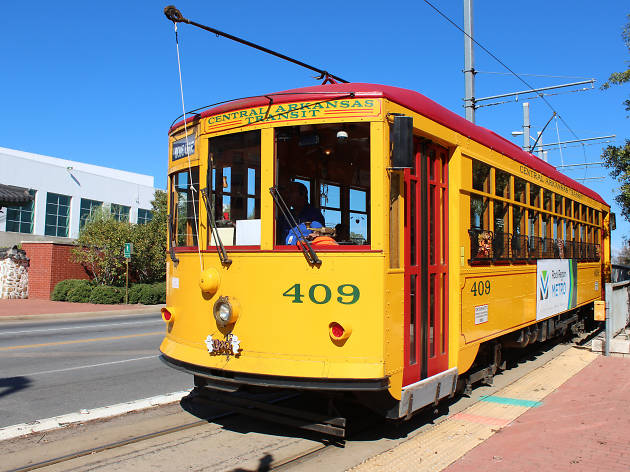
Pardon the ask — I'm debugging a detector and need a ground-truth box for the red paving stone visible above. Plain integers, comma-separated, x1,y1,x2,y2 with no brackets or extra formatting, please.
0,299,149,317
445,355,630,472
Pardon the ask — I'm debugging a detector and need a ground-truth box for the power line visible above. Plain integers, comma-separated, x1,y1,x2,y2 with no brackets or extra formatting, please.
422,0,582,142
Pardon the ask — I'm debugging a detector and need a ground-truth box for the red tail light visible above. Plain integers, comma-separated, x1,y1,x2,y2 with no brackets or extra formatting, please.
330,322,344,339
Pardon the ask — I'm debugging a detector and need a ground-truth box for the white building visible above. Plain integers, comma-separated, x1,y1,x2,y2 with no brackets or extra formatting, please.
0,147,157,247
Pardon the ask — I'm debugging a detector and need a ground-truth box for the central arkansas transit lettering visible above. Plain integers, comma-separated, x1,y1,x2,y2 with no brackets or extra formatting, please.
519,165,583,200
204,99,380,132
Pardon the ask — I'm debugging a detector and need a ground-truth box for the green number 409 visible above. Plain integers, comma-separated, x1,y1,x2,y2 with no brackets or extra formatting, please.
283,283,360,305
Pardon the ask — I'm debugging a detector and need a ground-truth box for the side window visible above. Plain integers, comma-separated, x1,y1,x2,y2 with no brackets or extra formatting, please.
170,167,199,248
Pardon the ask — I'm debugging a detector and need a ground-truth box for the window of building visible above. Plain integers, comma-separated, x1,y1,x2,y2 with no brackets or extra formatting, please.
79,199,103,229
111,204,130,222
45,192,71,237
137,209,153,225
6,190,36,234
565,200,573,218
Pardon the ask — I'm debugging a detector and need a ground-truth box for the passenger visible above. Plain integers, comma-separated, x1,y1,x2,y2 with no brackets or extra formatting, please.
280,181,325,243
335,223,350,242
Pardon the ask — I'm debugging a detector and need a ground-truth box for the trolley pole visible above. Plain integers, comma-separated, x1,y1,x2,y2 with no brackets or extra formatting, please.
464,0,475,123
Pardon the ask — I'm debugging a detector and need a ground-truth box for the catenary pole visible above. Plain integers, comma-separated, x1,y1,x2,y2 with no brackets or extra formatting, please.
464,0,475,123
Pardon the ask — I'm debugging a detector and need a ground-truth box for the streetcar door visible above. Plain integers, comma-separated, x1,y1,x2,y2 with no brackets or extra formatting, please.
403,140,449,386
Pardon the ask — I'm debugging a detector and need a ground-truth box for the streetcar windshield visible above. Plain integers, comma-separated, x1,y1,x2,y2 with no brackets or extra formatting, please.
207,130,261,247
274,122,370,247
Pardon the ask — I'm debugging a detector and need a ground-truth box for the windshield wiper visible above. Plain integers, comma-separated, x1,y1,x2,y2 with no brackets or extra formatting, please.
201,187,232,267
269,186,321,266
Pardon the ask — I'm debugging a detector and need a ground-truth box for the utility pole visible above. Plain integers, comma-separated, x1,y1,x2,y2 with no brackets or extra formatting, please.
464,0,475,123
523,102,531,152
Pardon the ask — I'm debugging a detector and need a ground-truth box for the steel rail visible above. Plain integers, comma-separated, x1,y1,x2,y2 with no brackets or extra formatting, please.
7,392,298,472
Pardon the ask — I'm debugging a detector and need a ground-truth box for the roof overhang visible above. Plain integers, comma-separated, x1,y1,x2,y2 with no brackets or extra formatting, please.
0,184,33,208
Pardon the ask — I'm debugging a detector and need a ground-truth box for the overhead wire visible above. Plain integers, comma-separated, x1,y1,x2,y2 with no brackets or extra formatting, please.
422,0,582,142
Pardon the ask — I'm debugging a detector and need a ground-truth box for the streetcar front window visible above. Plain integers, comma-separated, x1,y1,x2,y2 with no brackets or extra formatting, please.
208,130,261,247
274,123,371,247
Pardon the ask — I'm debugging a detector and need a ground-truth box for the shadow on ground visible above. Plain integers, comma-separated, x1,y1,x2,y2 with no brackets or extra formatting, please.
0,376,31,399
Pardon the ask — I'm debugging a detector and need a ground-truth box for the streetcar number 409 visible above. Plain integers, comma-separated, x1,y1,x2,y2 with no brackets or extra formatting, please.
283,283,360,305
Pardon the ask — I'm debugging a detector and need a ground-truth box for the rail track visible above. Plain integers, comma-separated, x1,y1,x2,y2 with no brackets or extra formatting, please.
4,332,599,472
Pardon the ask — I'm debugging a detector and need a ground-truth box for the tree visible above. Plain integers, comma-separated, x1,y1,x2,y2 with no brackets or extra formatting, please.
73,190,168,286
72,207,132,286
601,15,630,219
129,190,167,283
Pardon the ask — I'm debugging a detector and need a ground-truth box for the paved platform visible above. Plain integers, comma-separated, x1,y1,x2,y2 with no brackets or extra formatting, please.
0,299,163,319
352,348,630,472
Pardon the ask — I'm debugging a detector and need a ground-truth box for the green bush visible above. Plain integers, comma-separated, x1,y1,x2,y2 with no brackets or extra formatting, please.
152,282,166,304
126,282,165,305
51,279,89,301
66,280,94,303
89,285,123,304
138,284,160,305
128,284,145,304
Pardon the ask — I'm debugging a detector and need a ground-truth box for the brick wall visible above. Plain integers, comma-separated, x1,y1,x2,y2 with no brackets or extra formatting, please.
22,242,90,299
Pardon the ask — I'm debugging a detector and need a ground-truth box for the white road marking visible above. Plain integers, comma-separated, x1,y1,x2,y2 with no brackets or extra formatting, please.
0,319,161,336
7,355,160,378
0,390,192,441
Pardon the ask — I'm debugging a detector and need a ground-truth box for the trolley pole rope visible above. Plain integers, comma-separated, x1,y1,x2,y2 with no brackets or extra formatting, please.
163,5,348,84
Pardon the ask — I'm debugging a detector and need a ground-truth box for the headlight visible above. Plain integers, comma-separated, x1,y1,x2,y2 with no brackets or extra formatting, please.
218,303,231,321
213,296,239,327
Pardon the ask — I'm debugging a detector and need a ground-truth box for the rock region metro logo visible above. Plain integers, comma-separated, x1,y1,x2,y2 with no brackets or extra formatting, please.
540,270,549,300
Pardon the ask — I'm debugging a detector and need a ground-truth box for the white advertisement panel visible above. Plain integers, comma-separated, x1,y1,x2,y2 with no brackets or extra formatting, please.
536,259,577,320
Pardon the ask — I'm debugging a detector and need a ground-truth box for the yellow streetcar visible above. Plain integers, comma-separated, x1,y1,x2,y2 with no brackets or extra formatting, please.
159,82,611,422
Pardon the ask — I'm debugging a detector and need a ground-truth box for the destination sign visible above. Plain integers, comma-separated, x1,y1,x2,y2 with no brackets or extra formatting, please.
203,98,381,134
172,133,195,161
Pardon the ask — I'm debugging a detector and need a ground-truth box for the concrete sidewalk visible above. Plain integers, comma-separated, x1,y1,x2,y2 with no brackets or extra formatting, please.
0,298,163,320
352,348,630,472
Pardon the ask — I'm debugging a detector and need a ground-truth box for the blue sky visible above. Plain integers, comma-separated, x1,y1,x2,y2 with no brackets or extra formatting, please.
2,2,628,250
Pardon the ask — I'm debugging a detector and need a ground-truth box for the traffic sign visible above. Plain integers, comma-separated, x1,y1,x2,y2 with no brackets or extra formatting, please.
124,242,133,259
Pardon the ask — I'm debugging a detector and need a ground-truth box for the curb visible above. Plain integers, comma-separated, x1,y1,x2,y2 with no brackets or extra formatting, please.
0,390,191,442
0,305,165,322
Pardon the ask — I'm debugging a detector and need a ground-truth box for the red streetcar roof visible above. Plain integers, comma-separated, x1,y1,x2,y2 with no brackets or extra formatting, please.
171,83,606,205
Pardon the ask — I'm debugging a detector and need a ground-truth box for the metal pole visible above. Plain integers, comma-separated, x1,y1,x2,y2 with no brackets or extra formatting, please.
523,102,530,152
464,0,475,123
126,260,129,304
536,132,547,161
605,283,612,356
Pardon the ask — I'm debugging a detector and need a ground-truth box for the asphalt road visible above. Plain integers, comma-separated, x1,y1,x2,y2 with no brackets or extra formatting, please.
0,313,192,428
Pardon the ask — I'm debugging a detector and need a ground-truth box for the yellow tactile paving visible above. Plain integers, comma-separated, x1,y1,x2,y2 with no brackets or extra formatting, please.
350,348,597,472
